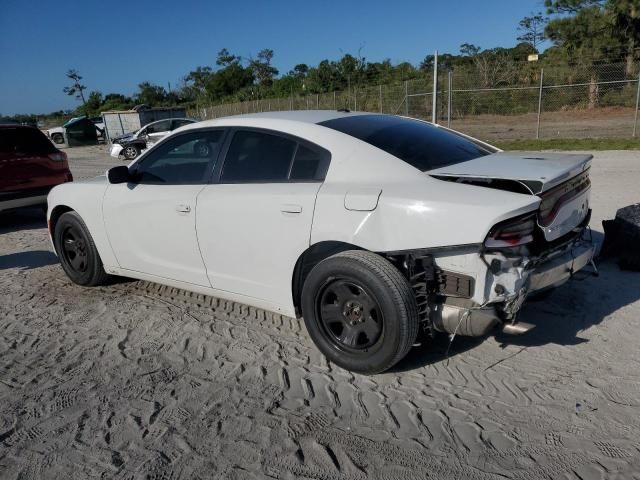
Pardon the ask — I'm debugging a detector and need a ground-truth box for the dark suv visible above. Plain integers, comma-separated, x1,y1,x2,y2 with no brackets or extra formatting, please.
0,125,73,214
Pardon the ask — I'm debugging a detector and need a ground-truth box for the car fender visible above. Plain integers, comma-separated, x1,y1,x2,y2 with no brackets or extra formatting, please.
47,177,118,268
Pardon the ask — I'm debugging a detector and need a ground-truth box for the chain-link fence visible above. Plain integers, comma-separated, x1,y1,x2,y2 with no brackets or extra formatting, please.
190,61,640,142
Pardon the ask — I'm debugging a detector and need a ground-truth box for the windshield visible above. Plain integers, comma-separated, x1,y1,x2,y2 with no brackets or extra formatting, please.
0,127,57,154
319,114,496,171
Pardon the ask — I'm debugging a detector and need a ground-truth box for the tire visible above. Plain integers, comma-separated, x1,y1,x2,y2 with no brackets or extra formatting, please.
53,211,109,287
123,144,140,160
51,133,64,144
301,250,419,374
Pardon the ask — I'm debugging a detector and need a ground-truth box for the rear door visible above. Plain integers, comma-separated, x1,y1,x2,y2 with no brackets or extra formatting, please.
196,129,330,310
103,129,227,286
0,127,69,194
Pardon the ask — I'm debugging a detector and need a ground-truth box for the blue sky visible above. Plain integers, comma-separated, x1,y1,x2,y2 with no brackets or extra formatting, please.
0,0,546,115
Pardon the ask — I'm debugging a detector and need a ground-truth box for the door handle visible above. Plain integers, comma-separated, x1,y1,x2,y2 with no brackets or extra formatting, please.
176,204,191,213
280,204,302,214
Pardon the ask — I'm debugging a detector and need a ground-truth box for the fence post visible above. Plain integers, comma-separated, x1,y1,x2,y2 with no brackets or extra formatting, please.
404,80,409,116
354,88,357,111
634,69,640,137
432,50,438,124
536,68,544,140
447,70,452,128
379,85,383,113
333,91,336,110
316,94,319,109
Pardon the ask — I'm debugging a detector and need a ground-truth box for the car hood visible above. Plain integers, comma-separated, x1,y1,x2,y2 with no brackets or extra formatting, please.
112,133,136,144
428,151,593,194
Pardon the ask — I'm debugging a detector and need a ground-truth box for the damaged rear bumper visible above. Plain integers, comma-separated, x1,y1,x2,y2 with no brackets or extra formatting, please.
431,238,596,337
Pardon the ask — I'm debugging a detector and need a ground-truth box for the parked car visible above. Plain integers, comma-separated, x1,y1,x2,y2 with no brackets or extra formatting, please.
47,116,104,144
109,118,196,160
47,111,595,374
1,125,72,214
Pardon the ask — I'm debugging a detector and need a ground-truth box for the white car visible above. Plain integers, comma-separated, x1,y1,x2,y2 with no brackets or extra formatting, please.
47,111,595,374
109,118,196,160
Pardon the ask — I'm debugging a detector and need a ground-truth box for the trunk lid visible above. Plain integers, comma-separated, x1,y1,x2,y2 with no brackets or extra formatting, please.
428,151,592,194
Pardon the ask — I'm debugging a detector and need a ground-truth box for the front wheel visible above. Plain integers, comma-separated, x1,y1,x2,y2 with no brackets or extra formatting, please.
122,144,140,160
51,133,64,144
53,211,109,286
301,250,419,374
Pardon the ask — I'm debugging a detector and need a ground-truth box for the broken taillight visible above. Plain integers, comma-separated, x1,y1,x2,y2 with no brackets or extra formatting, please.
485,214,536,248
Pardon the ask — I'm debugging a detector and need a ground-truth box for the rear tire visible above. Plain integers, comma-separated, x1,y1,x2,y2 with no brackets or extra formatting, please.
301,250,418,374
53,211,109,286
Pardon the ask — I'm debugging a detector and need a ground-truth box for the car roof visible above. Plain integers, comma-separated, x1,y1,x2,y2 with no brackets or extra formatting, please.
189,110,370,130
146,117,194,124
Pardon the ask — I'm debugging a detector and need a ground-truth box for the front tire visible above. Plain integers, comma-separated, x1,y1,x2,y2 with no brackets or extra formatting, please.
51,133,64,144
123,144,140,160
53,211,109,286
301,250,418,374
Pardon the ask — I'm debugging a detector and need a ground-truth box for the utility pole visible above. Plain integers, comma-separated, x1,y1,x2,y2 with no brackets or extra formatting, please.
432,50,438,124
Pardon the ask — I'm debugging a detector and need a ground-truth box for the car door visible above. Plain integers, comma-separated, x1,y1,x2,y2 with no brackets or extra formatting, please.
196,128,330,311
103,129,227,286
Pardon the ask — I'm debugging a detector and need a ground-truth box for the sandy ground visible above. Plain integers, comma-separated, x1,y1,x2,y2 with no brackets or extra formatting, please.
1,146,640,479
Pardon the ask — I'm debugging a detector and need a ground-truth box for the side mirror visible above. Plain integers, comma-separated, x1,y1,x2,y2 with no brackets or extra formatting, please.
107,165,132,184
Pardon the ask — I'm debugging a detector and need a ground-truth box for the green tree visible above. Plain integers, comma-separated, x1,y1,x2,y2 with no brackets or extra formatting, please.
63,69,88,113
250,49,279,87
135,82,168,106
83,91,103,116
517,13,548,50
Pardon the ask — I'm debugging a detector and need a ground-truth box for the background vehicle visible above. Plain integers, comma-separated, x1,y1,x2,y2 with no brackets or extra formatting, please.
1,125,72,214
47,111,595,374
47,116,105,144
109,118,196,160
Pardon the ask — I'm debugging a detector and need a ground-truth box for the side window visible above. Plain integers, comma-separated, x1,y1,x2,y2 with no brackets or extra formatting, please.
290,144,329,181
134,130,225,185
221,131,297,183
146,120,171,134
172,119,193,130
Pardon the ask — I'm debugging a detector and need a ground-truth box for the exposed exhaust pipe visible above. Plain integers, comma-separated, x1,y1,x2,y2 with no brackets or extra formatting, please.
501,321,535,335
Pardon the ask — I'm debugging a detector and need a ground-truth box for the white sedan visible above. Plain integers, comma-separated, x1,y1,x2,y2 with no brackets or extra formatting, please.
47,111,595,374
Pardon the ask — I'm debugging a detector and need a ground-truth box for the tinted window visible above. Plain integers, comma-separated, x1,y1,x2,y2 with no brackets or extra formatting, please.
319,115,494,171
134,130,224,185
172,119,194,129
221,131,297,182
145,120,171,134
290,144,326,181
0,127,56,155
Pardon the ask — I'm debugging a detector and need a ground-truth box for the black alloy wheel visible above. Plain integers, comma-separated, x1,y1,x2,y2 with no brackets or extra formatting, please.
53,211,109,286
61,224,89,273
317,279,383,351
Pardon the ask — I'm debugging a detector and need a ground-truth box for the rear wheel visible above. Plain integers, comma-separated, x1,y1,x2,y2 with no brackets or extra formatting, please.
53,211,109,286
301,250,418,374
123,144,140,160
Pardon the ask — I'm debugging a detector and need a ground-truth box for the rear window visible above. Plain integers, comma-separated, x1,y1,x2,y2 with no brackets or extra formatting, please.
319,114,495,171
0,127,56,155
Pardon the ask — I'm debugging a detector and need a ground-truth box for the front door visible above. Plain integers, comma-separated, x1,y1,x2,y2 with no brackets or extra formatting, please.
103,129,226,286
